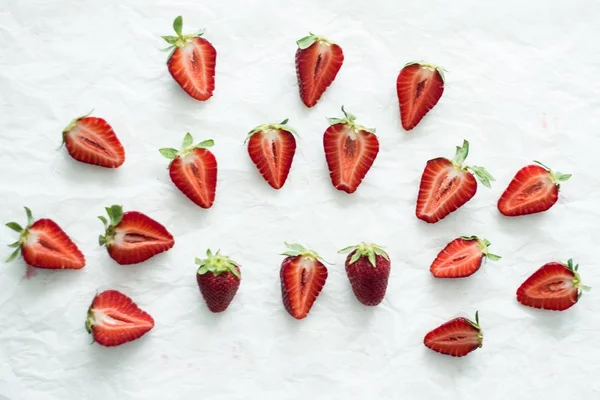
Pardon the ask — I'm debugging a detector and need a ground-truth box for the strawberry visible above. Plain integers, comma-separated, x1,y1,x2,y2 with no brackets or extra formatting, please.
416,140,494,223
323,107,379,194
280,243,328,319
246,119,297,189
396,61,445,131
430,236,501,278
517,259,590,311
295,33,344,108
86,290,154,347
498,161,571,217
424,312,483,357
5,207,85,269
61,112,125,168
338,243,390,306
162,16,216,101
195,249,241,313
98,205,174,265
160,133,217,208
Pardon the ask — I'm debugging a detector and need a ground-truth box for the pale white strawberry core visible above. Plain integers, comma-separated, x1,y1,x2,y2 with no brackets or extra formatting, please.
182,152,198,163
92,310,121,327
263,129,280,142
24,231,39,246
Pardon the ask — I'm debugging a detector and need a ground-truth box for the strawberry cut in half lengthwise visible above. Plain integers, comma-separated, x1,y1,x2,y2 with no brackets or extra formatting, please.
416,140,494,223
498,161,571,217
246,119,297,189
339,243,391,306
430,236,501,278
295,33,344,108
62,112,125,168
5,207,85,269
86,290,154,347
397,62,445,131
160,133,217,208
280,243,328,319
195,249,242,313
162,16,216,101
98,205,174,265
424,311,483,357
517,259,590,311
324,106,379,194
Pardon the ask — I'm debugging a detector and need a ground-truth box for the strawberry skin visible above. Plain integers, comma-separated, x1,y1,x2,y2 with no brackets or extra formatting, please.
62,114,125,168
280,243,328,319
424,312,483,357
339,243,390,306
324,107,379,194
416,140,494,223
246,119,297,189
295,33,344,107
430,236,500,278
99,205,174,265
195,249,241,313
498,161,571,217
163,16,216,101
397,62,445,130
517,259,589,311
5,207,85,269
86,290,154,347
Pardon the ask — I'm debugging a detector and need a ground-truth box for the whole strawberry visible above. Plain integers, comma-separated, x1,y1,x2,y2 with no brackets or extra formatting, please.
338,243,390,306
195,249,241,313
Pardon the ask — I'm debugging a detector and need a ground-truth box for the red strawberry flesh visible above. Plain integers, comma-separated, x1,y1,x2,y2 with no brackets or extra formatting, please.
397,62,445,130
169,148,217,208
63,116,125,168
424,313,482,357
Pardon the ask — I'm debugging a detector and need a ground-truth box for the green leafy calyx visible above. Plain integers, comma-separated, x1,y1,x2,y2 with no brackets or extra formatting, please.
281,242,327,263
404,61,446,83
296,33,332,49
564,259,591,299
534,160,572,188
61,109,94,144
450,140,494,188
98,205,124,247
338,243,389,267
161,16,205,51
327,106,376,135
159,133,214,161
465,311,483,346
195,249,241,279
245,119,297,143
5,206,36,263
460,236,501,261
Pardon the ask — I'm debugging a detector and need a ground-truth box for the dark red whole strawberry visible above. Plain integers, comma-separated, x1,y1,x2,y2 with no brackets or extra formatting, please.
424,311,483,357
5,207,85,269
338,243,390,306
162,16,216,101
98,205,174,265
86,290,154,347
62,112,125,168
280,243,328,319
498,161,571,217
195,249,241,313
296,33,344,107
324,107,379,194
430,236,501,278
160,133,217,208
416,140,494,223
517,259,590,311
246,119,297,189
397,61,445,131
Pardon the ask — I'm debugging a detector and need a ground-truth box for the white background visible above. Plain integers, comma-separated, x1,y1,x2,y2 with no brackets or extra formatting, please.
1,0,599,399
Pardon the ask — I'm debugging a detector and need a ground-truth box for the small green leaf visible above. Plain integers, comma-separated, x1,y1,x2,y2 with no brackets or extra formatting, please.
106,205,123,226
173,16,183,37
8,241,20,248
24,207,33,226
159,148,179,159
98,235,106,246
285,243,305,252
533,160,551,171
296,34,319,49
6,247,21,262
487,253,502,261
161,35,178,45
196,139,214,149
475,311,480,326
280,118,289,125
97,216,108,228
197,265,209,275
340,106,356,122
327,117,346,126
453,140,469,165
228,264,241,279
5,222,23,233
470,166,494,188
182,133,193,148
349,252,361,264
368,252,377,267
207,249,213,257
338,245,356,254
555,172,572,182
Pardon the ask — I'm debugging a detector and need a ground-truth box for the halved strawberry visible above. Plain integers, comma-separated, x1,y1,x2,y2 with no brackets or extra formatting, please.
324,107,379,194
62,112,125,168
160,133,217,208
517,259,590,311
295,33,344,108
424,312,483,357
86,290,154,347
246,119,297,189
397,62,445,131
280,243,328,319
498,161,571,217
195,249,241,313
98,205,174,265
430,236,501,278
416,140,494,223
162,16,216,101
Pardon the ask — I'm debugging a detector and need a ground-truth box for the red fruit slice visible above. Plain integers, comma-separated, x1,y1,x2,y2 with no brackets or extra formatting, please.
280,243,328,319
163,16,216,101
62,114,125,168
424,312,483,357
246,119,297,189
86,290,154,347
324,107,379,194
396,62,445,130
416,140,494,223
498,161,571,216
99,205,174,265
295,33,344,107
430,236,500,278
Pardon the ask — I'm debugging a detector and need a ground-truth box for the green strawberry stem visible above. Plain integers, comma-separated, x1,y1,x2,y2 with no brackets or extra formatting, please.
326,105,376,134
338,242,389,267
451,140,494,188
98,205,124,247
161,16,205,50
159,133,214,161
4,206,35,262
195,249,241,279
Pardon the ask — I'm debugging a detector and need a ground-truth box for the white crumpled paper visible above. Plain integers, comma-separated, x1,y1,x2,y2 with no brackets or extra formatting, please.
0,0,599,399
